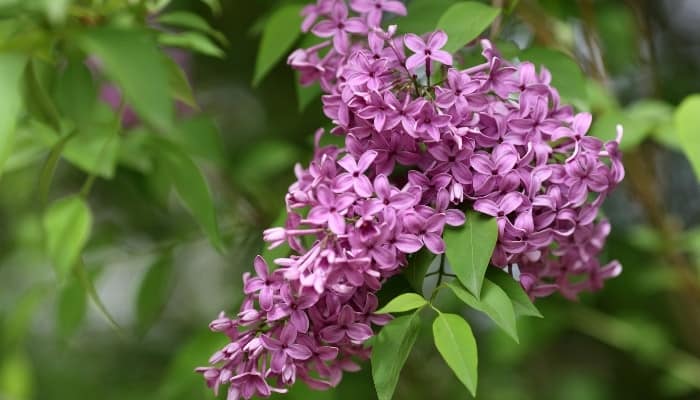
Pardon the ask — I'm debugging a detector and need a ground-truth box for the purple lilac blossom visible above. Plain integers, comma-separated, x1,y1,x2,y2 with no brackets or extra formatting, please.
198,1,625,398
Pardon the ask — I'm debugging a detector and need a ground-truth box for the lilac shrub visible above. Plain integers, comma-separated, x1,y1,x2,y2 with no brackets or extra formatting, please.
197,1,625,398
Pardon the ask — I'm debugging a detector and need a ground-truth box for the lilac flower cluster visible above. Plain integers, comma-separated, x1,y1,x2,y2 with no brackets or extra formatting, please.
198,1,624,398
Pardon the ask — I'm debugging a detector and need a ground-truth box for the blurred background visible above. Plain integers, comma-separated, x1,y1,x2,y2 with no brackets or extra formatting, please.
2,0,700,399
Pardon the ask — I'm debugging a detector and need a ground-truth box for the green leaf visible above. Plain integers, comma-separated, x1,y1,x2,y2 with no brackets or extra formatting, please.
63,128,121,179
432,313,478,396
164,55,197,109
75,259,123,334
253,4,303,86
447,279,519,342
376,293,428,314
403,249,436,293
371,313,421,400
0,53,26,176
519,47,586,104
486,268,542,318
444,211,498,298
43,195,92,281
675,94,700,180
42,0,71,24
54,58,97,129
436,2,500,53
157,11,227,44
78,27,173,131
295,75,322,112
56,275,87,338
136,254,174,334
398,0,459,35
591,109,648,150
158,32,225,58
0,349,33,400
200,0,221,14
153,138,223,251
171,116,225,164
24,59,62,132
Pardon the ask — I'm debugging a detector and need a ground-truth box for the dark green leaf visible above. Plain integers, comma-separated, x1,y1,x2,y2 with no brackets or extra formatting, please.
75,259,123,334
436,2,500,53
403,249,436,293
253,4,303,86
43,195,92,281
486,268,542,318
158,32,225,58
398,0,459,35
295,75,322,112
54,58,97,129
153,138,223,251
173,116,224,163
675,94,700,180
24,59,62,132
136,254,174,334
56,275,87,338
376,293,428,314
0,53,26,176
447,279,519,342
78,27,173,131
444,211,498,298
433,313,478,396
371,313,421,400
199,0,221,14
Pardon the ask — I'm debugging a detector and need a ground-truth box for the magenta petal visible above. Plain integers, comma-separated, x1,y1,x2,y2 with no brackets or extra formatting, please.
405,54,424,71
346,323,373,341
403,34,425,52
431,50,453,66
423,232,445,254
291,309,310,333
259,286,273,311
395,234,423,253
328,212,346,234
287,344,313,360
320,326,346,343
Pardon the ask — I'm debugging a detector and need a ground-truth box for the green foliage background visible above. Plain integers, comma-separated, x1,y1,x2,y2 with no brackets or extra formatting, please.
2,0,700,399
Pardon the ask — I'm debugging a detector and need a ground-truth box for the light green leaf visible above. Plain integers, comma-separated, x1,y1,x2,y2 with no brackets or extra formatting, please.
376,293,428,314
0,53,26,176
75,259,123,334
54,58,97,129
43,196,92,281
371,313,421,400
153,138,223,251
447,279,519,342
164,55,197,109
0,349,33,400
403,249,436,293
433,313,478,396
253,4,303,86
136,254,174,334
173,116,224,163
56,275,87,338
675,94,700,180
486,268,542,318
42,0,71,24
78,27,173,131
520,47,586,104
591,109,647,150
63,129,121,179
444,211,498,298
158,31,225,58
158,11,227,44
436,2,500,53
